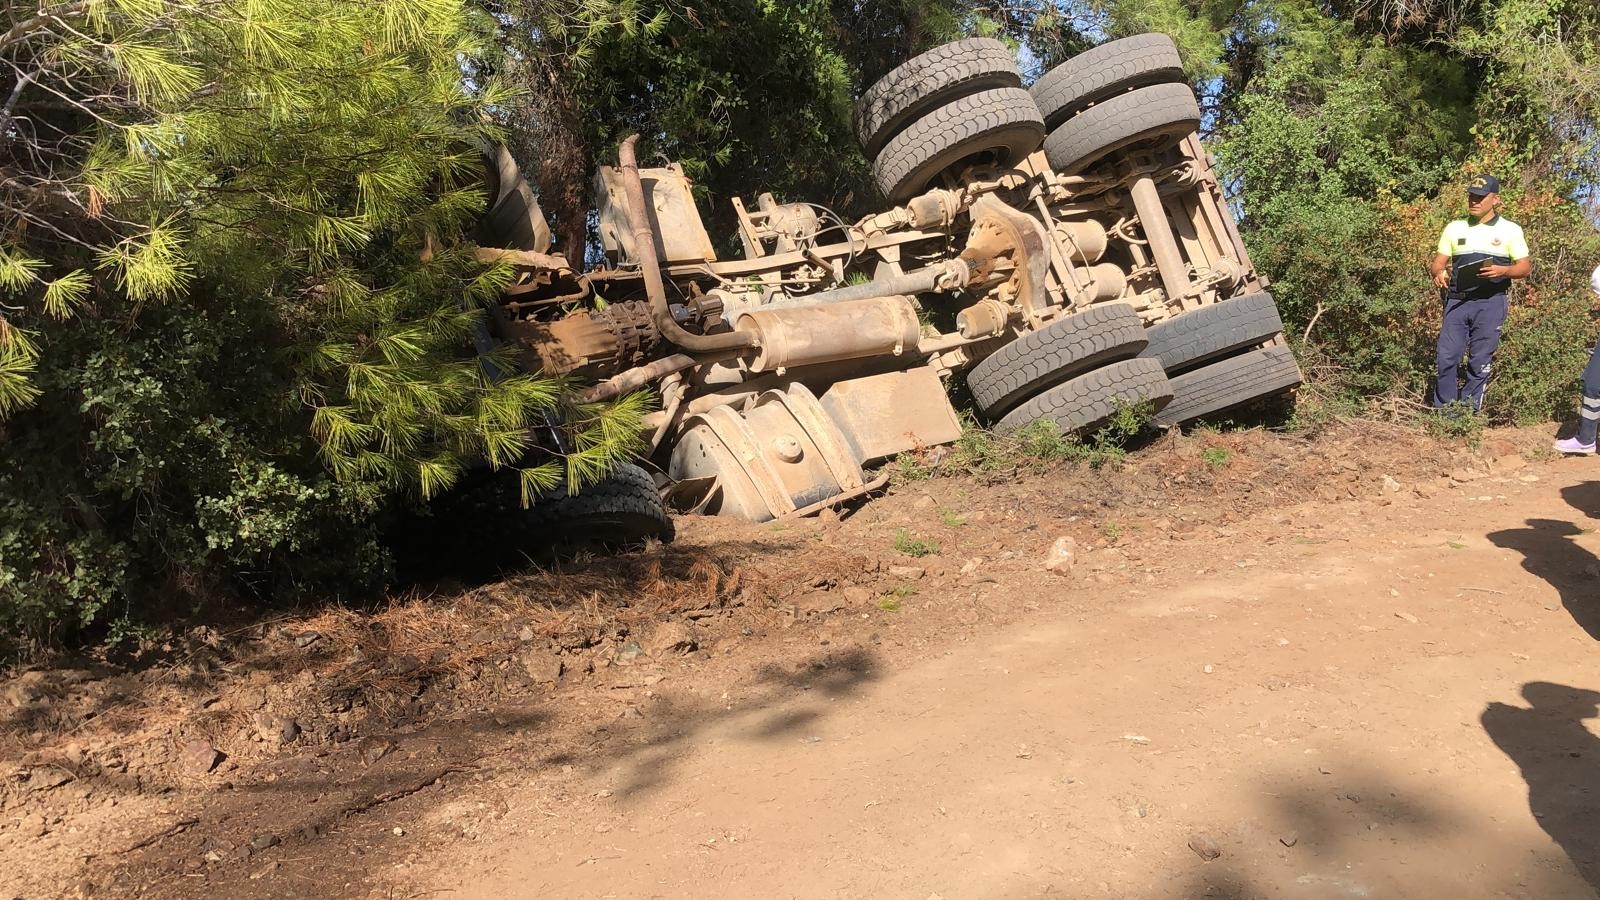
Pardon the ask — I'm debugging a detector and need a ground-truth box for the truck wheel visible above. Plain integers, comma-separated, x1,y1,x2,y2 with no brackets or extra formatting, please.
1139,292,1285,374
996,357,1172,435
420,462,673,578
1031,33,1185,131
874,87,1045,203
1154,345,1303,426
1042,82,1199,175
967,302,1147,416
856,38,1022,158
521,462,675,550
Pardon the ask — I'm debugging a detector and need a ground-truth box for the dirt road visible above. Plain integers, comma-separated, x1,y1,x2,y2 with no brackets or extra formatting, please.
387,443,1600,898
6,427,1600,899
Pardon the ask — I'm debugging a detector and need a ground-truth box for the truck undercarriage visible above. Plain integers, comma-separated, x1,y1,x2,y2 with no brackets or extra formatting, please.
472,34,1302,540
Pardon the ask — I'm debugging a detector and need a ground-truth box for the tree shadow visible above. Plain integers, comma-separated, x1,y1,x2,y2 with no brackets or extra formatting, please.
985,763,1471,899
1486,518,1600,639
1482,681,1600,897
542,645,882,798
51,641,882,898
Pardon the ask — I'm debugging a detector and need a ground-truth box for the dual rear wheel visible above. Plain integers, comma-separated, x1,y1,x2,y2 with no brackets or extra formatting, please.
857,35,1299,433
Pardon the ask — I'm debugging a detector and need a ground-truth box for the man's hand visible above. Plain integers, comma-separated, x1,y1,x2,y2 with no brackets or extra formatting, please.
1480,262,1513,279
1429,253,1451,289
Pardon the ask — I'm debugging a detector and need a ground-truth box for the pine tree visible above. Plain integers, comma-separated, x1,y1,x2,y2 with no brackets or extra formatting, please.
0,0,643,646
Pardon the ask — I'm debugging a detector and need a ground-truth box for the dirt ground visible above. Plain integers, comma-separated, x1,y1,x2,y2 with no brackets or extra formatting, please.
5,422,1600,899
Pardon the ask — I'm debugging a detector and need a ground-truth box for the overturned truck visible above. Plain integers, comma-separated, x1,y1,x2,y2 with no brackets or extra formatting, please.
477,34,1301,541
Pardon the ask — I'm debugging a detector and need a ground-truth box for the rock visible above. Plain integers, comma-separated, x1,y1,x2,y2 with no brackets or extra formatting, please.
293,631,323,649
613,642,644,666
1520,474,1541,484
886,565,926,580
1044,537,1077,576
1280,833,1299,848
1395,611,1420,625
1450,469,1484,484
959,558,982,576
521,651,563,685
278,719,301,745
20,813,47,838
1493,455,1528,474
1381,475,1402,494
228,687,269,713
798,592,846,615
913,495,937,510
178,740,223,776
648,622,698,657
248,833,280,852
841,587,873,606
1188,832,1223,861
358,737,396,767
518,625,536,642
29,768,73,791
3,671,49,709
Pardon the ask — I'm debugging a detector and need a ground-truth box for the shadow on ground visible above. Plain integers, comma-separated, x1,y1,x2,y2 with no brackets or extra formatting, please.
68,641,882,899
1483,681,1600,898
542,645,883,797
1487,515,1600,640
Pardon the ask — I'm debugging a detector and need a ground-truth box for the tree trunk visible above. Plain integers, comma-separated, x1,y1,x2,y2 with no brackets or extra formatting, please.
532,86,593,266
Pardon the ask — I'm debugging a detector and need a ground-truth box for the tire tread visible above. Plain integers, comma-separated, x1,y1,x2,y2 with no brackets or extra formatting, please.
996,357,1173,434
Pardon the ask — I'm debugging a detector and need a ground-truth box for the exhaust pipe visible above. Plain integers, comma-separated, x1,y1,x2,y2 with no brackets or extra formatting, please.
618,135,755,355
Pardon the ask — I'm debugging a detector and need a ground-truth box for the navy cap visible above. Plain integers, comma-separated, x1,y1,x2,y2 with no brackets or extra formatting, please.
1467,174,1500,196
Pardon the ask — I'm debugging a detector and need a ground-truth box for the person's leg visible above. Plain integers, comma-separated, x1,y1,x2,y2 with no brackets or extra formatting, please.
1434,299,1470,407
1462,295,1510,411
1577,339,1600,446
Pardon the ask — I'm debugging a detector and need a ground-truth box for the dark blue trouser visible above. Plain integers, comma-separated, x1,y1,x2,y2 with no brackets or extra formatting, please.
1578,338,1600,444
1434,293,1509,410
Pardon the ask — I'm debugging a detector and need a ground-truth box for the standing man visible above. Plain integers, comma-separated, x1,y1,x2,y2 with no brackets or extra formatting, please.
1429,174,1531,411
1551,263,1600,454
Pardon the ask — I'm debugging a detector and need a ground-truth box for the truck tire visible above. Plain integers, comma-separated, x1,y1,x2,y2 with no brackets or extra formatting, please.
996,357,1172,434
1154,345,1303,426
521,462,675,549
1139,292,1285,374
856,38,1022,158
874,87,1045,203
396,462,673,580
1031,33,1185,130
1042,82,1199,175
967,302,1147,416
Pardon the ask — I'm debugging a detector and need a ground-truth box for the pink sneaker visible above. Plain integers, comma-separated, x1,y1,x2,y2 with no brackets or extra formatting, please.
1554,436,1597,455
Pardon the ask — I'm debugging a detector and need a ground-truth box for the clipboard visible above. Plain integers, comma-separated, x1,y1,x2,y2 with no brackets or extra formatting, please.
1452,258,1506,295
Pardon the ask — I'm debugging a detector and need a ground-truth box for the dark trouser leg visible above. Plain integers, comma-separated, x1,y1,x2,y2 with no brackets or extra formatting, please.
1461,294,1509,411
1434,298,1471,407
1580,339,1600,444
